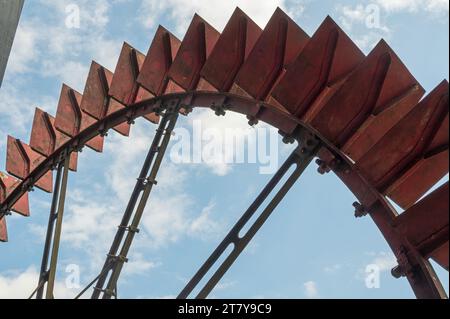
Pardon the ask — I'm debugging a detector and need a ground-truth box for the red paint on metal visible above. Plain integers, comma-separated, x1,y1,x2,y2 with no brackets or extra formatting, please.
167,14,220,91
271,16,364,118
55,84,82,137
80,61,113,120
0,172,29,216
138,26,181,96
6,136,53,193
430,242,449,270
30,108,78,171
343,85,425,162
110,42,145,106
56,84,105,151
394,182,449,269
0,217,7,242
357,81,449,196
231,7,309,100
80,110,105,152
386,150,449,209
110,42,160,128
200,7,262,92
311,40,421,147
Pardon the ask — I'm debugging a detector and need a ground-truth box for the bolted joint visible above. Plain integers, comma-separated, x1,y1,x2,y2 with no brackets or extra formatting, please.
145,177,158,186
316,159,331,175
391,265,406,279
99,129,109,137
181,104,193,115
353,202,368,218
315,158,341,175
127,226,140,234
3,210,12,217
211,103,227,117
247,115,259,127
154,107,164,116
392,247,414,280
108,253,129,264
73,145,84,153
282,135,295,145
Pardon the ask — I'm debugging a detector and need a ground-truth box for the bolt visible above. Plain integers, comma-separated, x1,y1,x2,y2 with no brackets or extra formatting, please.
391,265,406,279
353,202,368,218
282,135,295,145
247,116,259,126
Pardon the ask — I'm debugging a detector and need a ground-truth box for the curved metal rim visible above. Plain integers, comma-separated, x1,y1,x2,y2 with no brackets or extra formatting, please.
0,91,446,298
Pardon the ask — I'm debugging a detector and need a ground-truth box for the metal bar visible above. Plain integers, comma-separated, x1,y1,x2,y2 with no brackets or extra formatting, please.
74,260,115,299
45,155,70,299
178,133,321,299
91,108,174,298
36,162,64,299
102,110,180,299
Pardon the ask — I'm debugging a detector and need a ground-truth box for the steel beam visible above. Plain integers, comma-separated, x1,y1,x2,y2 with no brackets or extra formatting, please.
178,129,321,299
91,101,180,299
45,155,70,299
28,154,70,299
36,161,64,299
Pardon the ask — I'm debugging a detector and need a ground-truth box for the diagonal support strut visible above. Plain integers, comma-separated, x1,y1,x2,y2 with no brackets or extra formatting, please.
91,100,181,299
178,128,321,299
29,153,71,299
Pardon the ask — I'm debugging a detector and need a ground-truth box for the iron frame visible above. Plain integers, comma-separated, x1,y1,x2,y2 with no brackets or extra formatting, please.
1,91,443,299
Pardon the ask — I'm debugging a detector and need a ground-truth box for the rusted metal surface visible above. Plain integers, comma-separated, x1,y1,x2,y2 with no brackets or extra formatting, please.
310,40,422,148
0,90,448,298
137,26,181,96
30,108,78,171
6,136,53,193
80,61,113,120
0,216,6,242
394,182,449,269
109,42,159,127
0,8,448,299
231,8,309,101
166,14,220,92
200,7,262,92
55,84,104,152
270,16,364,118
357,81,449,203
110,42,146,106
0,172,29,216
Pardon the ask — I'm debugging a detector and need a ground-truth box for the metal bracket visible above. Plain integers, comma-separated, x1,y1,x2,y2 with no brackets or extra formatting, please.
353,202,368,218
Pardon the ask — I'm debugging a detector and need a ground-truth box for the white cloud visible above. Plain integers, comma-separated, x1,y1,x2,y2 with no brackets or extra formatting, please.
375,0,449,14
303,280,319,298
0,266,74,299
5,0,122,92
125,252,160,276
186,109,277,176
368,251,397,272
138,0,288,35
61,120,223,257
336,4,391,52
7,23,39,74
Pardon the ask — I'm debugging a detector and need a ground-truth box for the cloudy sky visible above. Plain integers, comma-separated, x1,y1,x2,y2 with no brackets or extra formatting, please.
0,0,448,299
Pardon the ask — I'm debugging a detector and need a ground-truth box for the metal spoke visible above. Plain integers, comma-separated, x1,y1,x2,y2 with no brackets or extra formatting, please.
45,155,71,299
178,129,321,299
91,101,181,299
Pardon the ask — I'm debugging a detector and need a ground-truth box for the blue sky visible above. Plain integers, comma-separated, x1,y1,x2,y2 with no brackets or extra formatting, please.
0,0,448,299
